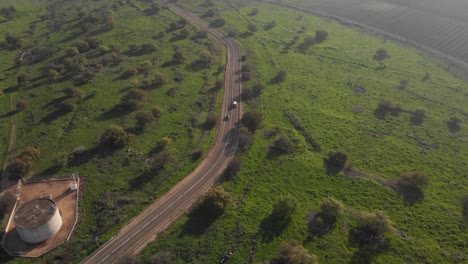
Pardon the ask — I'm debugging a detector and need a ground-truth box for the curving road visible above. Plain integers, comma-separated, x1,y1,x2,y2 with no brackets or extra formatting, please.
81,3,242,264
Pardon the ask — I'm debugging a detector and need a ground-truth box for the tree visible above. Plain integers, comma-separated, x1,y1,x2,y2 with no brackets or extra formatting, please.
422,72,431,81
0,190,16,218
315,30,328,43
272,196,297,220
238,127,253,151
397,171,429,203
215,79,224,90
271,240,318,264
447,116,462,132
141,43,158,53
149,251,173,264
247,23,257,32
273,135,294,154
241,110,263,133
99,125,132,148
21,147,41,161
52,152,68,169
319,197,344,220
252,82,266,96
105,16,116,30
225,156,241,179
5,32,22,49
63,87,86,101
198,186,231,217
249,8,259,16
16,99,29,110
135,110,155,129
373,48,389,61
399,79,408,89
411,107,427,124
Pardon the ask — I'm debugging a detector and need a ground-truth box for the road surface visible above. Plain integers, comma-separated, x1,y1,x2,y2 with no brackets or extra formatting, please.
81,3,242,264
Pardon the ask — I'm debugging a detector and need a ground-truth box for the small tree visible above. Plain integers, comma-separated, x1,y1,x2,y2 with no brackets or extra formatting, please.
215,79,224,90
397,171,429,203
252,82,266,96
21,147,41,161
238,128,253,151
241,110,263,133
272,196,297,220
122,67,139,78
373,48,389,61
135,110,155,129
357,210,395,235
48,69,59,81
422,72,431,81
399,79,408,89
315,30,328,43
16,99,29,110
199,51,215,65
124,88,147,110
271,240,318,264
17,73,31,87
153,72,168,86
5,32,22,49
99,125,131,148
6,157,31,180
411,107,427,125
324,150,348,175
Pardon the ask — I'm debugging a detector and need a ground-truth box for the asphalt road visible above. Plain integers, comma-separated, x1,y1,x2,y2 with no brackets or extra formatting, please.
81,4,242,264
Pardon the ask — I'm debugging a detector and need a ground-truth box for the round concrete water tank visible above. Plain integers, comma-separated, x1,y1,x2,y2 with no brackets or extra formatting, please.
13,198,62,243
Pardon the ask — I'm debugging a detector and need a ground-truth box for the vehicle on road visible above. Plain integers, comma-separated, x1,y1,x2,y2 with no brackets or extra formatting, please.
224,115,230,121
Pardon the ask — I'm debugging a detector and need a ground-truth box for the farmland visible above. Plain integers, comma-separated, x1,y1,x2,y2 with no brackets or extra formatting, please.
274,0,468,68
141,1,468,263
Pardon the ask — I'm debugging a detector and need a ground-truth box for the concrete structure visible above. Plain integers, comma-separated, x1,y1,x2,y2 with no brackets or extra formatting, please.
13,198,62,244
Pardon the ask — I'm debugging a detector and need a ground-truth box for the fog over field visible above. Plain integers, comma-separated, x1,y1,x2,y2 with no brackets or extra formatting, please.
282,0,468,65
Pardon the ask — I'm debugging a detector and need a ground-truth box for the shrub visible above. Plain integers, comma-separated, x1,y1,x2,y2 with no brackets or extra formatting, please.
139,60,153,72
63,87,86,100
6,157,31,180
16,99,29,110
373,48,389,61
66,47,80,57
151,106,163,118
210,17,226,27
272,135,295,154
357,210,395,235
274,69,288,83
135,110,155,129
59,99,77,112
124,88,147,110
215,79,224,90
315,30,328,43
48,69,59,81
411,107,427,125
238,128,253,151
153,72,168,86
157,136,171,149
52,152,68,168
272,196,297,220
5,32,22,49
252,82,266,95
199,51,215,65
247,23,257,32
99,125,132,148
324,150,348,175
241,71,252,81
17,73,31,86
122,67,139,78
271,240,318,264
149,251,173,264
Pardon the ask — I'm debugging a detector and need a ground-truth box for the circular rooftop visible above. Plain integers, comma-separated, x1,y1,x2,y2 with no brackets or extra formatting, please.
14,198,58,230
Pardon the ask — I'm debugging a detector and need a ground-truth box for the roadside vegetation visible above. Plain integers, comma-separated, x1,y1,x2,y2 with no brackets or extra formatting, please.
0,0,224,262
142,1,468,264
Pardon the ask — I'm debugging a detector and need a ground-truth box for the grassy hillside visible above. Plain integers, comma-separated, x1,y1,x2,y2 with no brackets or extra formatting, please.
0,0,225,262
142,1,468,263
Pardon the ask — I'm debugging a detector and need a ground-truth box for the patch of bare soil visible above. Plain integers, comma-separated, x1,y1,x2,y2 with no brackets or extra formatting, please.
343,168,397,190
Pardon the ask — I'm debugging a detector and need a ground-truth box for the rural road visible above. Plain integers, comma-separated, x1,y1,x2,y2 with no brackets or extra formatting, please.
81,3,242,264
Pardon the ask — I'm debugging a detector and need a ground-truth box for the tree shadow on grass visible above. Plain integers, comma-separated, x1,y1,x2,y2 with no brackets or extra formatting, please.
98,103,133,121
185,60,210,72
259,214,291,243
2,85,18,94
0,110,19,119
239,32,253,38
41,109,70,124
410,116,424,125
397,185,425,205
179,206,220,237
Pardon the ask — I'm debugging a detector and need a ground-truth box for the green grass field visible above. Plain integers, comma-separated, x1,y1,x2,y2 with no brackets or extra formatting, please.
142,1,468,263
0,0,225,262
